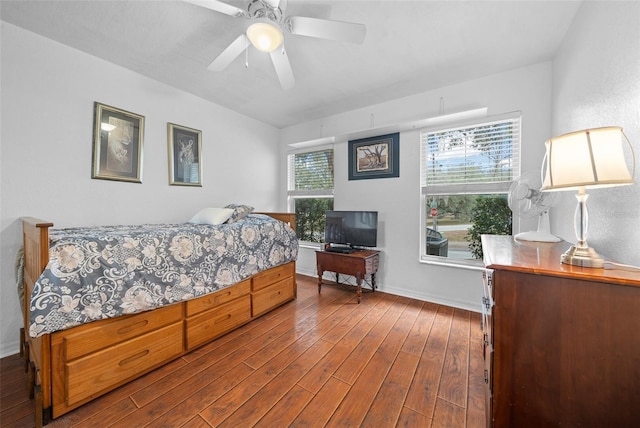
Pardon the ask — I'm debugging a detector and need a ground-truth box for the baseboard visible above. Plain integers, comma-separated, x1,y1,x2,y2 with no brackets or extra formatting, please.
381,285,482,313
295,271,481,313
0,339,20,359
296,267,317,278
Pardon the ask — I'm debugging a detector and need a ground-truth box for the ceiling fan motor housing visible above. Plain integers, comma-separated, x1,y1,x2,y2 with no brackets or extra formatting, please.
248,0,285,23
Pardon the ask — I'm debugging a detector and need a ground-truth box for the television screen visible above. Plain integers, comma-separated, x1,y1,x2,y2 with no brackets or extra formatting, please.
325,211,378,248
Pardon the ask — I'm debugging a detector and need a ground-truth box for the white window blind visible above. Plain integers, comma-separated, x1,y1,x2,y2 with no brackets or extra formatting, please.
287,147,334,197
421,115,521,195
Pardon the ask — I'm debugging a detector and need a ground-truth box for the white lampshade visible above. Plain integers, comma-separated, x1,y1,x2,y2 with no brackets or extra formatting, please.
541,126,634,191
246,22,283,52
540,126,635,268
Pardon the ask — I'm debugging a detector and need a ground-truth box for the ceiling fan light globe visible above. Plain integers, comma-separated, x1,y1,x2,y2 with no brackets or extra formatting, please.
247,22,283,52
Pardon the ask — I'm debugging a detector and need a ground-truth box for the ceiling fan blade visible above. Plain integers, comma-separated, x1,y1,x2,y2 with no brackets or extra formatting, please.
207,34,248,71
270,48,295,90
286,16,366,44
184,0,246,18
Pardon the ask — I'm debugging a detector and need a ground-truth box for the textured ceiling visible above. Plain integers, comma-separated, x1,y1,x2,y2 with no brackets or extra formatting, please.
0,0,582,128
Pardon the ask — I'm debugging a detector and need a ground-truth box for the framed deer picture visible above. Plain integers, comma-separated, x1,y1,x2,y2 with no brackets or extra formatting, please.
168,123,202,186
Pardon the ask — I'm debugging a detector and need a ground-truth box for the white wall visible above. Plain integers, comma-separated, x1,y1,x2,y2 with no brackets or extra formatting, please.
551,1,640,266
281,62,554,311
0,23,281,357
5,1,635,359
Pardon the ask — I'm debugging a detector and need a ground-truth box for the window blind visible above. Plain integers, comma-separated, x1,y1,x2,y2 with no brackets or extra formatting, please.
421,116,521,195
287,147,334,196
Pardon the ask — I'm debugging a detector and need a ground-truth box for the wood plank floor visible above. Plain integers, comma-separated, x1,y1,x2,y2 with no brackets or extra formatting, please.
1,274,486,428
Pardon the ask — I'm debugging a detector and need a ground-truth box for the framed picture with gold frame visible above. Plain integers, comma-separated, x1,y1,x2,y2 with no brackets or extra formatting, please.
92,102,144,183
168,123,202,186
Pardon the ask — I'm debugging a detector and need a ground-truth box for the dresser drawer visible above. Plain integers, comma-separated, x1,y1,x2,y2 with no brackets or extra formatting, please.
65,322,183,406
60,304,183,361
185,280,250,317
185,294,252,350
252,277,295,317
252,262,294,291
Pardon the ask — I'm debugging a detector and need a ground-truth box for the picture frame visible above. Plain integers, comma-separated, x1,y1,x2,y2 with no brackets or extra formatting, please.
348,132,400,180
92,102,144,183
168,123,202,186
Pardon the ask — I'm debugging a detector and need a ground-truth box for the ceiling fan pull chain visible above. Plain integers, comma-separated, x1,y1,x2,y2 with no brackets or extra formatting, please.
245,39,250,68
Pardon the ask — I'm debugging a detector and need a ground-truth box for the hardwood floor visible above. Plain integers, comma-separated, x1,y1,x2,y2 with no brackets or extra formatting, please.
1,274,486,427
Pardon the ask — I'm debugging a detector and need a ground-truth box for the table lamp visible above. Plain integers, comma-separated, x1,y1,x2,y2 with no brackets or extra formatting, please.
540,126,635,268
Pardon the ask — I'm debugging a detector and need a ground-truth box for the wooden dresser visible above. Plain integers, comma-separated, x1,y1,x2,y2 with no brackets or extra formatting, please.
481,235,640,428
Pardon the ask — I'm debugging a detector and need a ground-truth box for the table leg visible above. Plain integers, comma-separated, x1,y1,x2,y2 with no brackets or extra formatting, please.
371,273,376,292
317,268,323,294
356,272,362,304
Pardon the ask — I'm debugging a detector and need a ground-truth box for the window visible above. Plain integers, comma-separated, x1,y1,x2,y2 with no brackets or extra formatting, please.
287,147,334,243
420,114,521,263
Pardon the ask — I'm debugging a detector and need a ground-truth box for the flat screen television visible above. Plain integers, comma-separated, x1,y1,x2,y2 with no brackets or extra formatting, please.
324,210,378,251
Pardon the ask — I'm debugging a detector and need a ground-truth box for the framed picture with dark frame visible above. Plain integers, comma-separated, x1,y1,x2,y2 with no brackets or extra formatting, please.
348,132,400,180
168,123,202,186
92,102,144,183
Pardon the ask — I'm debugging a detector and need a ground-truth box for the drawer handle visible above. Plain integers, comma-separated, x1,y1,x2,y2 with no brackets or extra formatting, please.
270,291,282,300
214,291,233,305
264,273,281,282
119,350,150,366
117,320,149,335
214,314,232,324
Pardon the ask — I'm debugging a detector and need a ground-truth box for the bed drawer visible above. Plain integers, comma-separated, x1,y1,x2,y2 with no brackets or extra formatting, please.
60,304,183,361
65,322,183,406
252,262,295,291
185,279,250,317
252,276,295,317
185,294,252,350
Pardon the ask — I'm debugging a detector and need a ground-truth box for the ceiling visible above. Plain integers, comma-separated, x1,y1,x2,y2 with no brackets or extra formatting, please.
1,0,582,128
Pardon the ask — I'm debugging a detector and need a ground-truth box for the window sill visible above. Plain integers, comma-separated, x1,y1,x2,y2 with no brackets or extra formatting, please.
299,242,485,271
299,241,324,251
419,255,484,271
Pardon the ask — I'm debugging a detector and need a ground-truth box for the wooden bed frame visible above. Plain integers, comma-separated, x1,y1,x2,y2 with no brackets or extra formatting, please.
20,213,296,426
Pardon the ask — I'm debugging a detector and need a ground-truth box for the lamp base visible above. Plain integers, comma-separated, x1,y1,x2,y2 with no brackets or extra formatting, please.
561,245,604,268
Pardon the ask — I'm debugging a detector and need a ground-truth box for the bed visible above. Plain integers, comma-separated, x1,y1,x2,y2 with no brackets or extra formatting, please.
20,211,297,426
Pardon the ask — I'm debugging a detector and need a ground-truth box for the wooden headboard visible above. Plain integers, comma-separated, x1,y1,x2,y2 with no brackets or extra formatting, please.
256,212,295,230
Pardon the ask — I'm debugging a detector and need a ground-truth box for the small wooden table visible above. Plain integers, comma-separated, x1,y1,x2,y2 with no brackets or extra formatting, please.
316,249,380,303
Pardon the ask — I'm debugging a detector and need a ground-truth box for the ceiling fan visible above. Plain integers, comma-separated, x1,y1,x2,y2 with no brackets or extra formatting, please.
185,0,367,89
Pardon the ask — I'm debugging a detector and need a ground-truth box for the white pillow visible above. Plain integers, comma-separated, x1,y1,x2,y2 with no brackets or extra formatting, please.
188,208,234,225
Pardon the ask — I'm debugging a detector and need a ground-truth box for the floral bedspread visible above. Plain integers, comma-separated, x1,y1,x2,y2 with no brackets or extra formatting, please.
28,214,298,338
